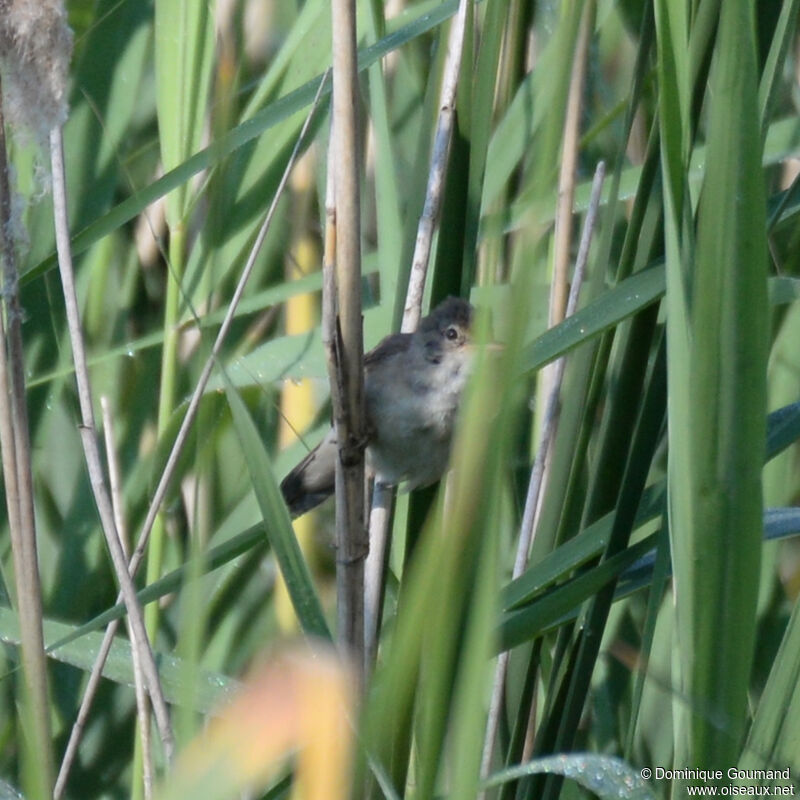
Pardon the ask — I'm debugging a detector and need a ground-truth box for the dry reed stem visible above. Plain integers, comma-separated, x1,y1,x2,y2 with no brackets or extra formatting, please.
528,0,594,612
50,126,176,764
402,0,470,333
548,2,593,330
539,0,594,446
480,162,606,781
101,396,154,799
0,77,54,796
54,610,116,797
54,71,330,793
329,0,367,665
363,483,394,673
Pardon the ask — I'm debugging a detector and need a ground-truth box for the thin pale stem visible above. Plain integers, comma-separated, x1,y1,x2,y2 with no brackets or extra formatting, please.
54,618,118,798
549,1,593,331
539,0,594,436
50,125,176,764
54,73,330,794
480,162,606,781
364,0,470,675
519,162,606,570
364,483,394,673
402,0,470,334
101,397,154,800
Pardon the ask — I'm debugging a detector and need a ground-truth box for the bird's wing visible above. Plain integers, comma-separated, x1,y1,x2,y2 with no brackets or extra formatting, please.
364,331,412,369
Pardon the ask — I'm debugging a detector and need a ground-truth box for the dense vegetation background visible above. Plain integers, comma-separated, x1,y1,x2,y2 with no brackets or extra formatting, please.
0,0,799,798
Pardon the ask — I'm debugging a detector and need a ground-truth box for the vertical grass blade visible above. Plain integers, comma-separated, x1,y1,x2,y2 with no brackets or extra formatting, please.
665,0,768,778
155,0,215,225
223,376,330,641
364,0,402,302
148,5,217,709
738,593,800,779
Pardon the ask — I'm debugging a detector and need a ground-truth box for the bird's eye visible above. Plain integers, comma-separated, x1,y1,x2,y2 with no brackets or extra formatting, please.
445,326,459,341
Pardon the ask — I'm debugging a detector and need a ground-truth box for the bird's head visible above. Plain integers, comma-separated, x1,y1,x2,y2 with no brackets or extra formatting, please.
419,296,474,363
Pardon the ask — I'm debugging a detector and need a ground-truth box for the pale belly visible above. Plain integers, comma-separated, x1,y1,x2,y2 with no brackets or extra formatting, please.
365,368,463,488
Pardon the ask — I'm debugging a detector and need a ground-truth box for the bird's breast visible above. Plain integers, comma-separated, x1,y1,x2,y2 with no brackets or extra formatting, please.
364,355,467,486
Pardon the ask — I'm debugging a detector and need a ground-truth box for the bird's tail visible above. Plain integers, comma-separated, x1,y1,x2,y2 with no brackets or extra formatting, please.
280,429,338,517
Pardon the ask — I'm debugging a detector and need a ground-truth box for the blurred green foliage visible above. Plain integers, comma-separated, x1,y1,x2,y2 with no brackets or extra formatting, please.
0,0,799,798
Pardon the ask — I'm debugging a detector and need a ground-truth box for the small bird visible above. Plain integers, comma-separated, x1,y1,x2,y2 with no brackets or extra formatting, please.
281,296,475,517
